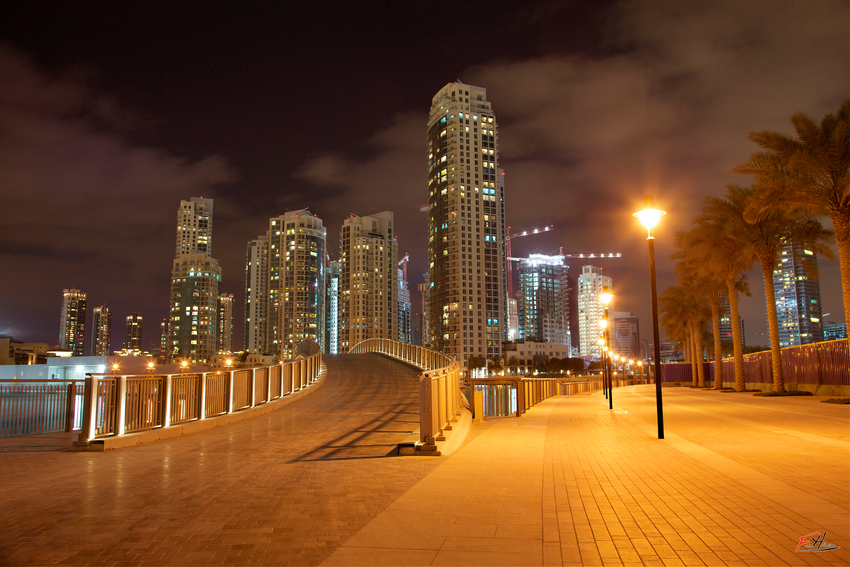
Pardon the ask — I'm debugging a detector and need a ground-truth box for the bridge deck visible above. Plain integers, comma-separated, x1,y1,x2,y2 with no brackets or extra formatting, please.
2,357,848,567
1,354,443,566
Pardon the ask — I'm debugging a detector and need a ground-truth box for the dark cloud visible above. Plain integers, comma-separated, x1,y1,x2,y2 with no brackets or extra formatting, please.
0,45,237,345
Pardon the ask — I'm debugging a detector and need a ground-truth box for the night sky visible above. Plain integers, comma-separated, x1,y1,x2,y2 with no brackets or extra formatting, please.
1,1,847,352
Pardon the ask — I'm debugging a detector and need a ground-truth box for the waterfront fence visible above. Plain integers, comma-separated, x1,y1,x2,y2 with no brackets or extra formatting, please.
0,381,84,437
660,338,849,388
76,340,322,444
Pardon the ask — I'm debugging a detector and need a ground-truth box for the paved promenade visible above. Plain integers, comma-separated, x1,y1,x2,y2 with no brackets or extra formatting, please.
2,356,848,566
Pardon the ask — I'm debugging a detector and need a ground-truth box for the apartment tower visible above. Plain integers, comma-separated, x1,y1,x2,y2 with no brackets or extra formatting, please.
167,198,221,363
91,305,111,356
59,288,87,355
518,254,570,345
267,209,326,359
218,293,234,353
774,241,824,346
338,212,398,351
124,313,143,351
426,82,506,369
577,265,612,358
244,235,269,354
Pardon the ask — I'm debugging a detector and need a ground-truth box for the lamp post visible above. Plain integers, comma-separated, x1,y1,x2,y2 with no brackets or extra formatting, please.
634,195,666,439
600,286,613,409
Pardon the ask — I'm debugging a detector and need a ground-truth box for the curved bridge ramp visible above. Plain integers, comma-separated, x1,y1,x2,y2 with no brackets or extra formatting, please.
0,354,444,567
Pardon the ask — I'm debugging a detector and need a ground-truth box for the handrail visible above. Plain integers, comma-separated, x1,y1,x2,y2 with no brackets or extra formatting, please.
349,338,460,450
76,340,323,444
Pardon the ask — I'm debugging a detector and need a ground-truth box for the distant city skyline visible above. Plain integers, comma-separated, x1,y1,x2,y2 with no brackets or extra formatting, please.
1,2,846,351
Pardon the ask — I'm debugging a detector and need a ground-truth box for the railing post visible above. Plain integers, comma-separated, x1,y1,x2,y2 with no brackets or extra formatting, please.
419,373,439,450
162,374,173,429
78,376,97,442
249,368,257,408
227,369,234,414
199,373,207,420
115,375,127,436
65,383,75,432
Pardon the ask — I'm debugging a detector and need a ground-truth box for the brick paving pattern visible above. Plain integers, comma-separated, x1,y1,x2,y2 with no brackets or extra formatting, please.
323,385,849,566
1,354,441,566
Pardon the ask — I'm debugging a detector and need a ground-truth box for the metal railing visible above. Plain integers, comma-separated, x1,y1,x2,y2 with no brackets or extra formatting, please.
77,340,323,444
467,377,604,417
660,338,850,387
348,338,460,450
0,380,84,437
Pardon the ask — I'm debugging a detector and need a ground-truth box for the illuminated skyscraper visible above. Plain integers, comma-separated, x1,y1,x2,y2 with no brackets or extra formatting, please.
175,197,213,257
577,265,612,358
338,212,398,351
91,305,111,356
124,312,143,350
518,254,569,345
398,262,412,344
244,235,269,354
427,82,506,369
167,197,221,363
59,288,87,355
266,209,326,359
218,293,234,353
325,260,341,354
773,241,823,346
168,254,221,362
612,311,640,358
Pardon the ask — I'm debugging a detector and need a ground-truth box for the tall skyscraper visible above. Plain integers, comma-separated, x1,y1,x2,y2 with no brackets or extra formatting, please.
91,305,111,356
267,209,326,359
577,265,612,358
427,82,506,369
168,254,222,362
518,254,569,345
613,311,640,358
418,277,430,347
719,296,745,347
244,235,269,354
167,198,221,363
774,242,824,346
325,260,341,354
398,255,412,344
59,288,87,355
338,212,398,351
124,313,143,350
176,197,213,256
218,293,234,353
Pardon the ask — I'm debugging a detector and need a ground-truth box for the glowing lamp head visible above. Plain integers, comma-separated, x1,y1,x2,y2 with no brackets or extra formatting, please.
634,195,666,232
147,362,154,369
181,360,188,368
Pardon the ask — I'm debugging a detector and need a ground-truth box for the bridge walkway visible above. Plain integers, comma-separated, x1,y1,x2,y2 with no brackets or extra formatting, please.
0,354,443,566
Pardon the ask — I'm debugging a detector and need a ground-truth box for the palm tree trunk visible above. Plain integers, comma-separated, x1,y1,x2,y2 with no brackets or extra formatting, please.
687,327,697,386
725,278,746,391
692,320,705,387
830,208,850,328
760,259,784,393
709,296,722,389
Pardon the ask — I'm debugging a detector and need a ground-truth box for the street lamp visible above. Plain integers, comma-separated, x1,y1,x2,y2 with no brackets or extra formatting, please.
634,195,666,440
600,285,613,409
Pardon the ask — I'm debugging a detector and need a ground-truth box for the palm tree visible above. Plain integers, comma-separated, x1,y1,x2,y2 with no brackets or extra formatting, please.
734,100,850,325
673,230,728,389
691,214,752,391
507,356,519,375
659,285,705,385
701,185,833,393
